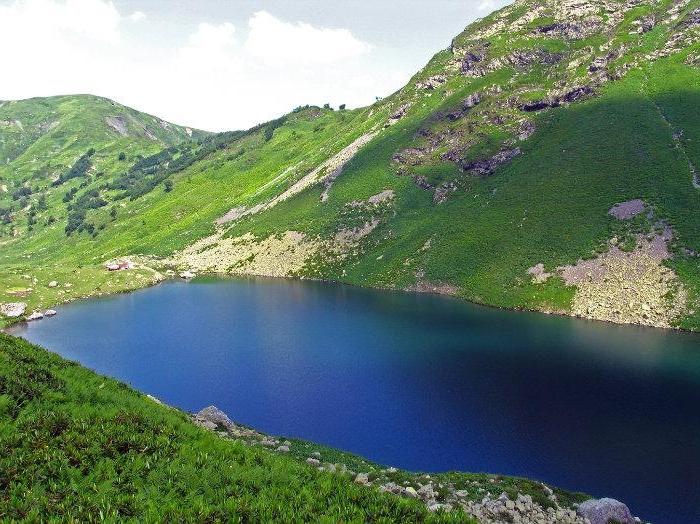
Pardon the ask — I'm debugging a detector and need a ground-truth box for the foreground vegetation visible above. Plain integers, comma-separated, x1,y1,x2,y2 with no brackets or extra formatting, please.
0,333,594,522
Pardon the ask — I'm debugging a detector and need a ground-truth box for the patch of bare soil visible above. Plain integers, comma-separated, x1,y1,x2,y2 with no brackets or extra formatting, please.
171,231,324,278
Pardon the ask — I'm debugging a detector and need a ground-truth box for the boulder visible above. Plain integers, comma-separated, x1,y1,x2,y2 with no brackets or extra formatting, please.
44,309,57,317
417,483,437,502
379,482,404,495
197,420,217,431
354,473,370,485
180,270,196,280
276,445,290,453
48,281,58,288
576,498,635,524
194,406,232,429
306,458,321,467
1,302,26,318
26,311,44,321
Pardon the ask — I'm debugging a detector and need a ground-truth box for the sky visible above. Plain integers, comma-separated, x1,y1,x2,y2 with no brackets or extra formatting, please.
0,0,511,132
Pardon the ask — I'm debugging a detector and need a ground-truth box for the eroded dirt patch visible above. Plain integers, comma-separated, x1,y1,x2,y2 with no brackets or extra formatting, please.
172,231,325,278
216,131,378,225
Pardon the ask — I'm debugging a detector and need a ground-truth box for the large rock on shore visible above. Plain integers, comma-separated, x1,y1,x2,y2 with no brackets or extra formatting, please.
194,406,232,429
1,302,26,318
576,498,636,524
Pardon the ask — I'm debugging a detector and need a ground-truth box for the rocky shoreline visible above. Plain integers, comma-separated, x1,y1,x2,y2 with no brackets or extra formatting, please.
191,405,643,524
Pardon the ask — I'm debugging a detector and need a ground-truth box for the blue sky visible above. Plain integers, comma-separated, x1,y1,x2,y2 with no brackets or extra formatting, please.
0,0,510,131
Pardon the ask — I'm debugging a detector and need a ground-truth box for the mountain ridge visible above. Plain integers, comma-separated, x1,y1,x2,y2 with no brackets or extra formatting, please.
0,0,699,331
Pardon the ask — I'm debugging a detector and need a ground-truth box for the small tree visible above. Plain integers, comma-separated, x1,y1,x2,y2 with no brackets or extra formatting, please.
118,152,126,161
339,104,346,110
164,179,173,193
36,194,48,211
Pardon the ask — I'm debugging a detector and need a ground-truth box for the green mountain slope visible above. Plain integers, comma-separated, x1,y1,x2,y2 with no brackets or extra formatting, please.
1,0,700,330
0,94,207,236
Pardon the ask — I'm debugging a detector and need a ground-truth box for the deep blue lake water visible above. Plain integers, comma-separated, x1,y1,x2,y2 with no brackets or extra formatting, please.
8,277,700,523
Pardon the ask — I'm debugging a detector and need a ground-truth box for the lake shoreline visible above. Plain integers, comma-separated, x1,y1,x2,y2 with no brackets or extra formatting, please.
9,276,700,522
4,263,696,335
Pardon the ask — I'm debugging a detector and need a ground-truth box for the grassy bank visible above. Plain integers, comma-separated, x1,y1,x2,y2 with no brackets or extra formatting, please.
0,333,593,522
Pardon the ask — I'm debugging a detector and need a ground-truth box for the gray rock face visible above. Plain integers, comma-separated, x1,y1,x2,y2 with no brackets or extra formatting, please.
461,148,521,177
194,406,232,429
576,498,635,524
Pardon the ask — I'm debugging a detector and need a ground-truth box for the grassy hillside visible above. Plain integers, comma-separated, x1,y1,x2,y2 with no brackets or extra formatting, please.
0,94,207,236
1,0,700,331
0,333,596,522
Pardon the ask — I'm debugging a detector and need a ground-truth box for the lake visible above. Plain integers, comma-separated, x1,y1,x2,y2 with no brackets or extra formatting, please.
8,277,700,523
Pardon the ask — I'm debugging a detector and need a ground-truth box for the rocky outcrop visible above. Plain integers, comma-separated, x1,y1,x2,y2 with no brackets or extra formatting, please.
678,6,700,29
194,406,233,429
1,302,26,318
26,311,44,321
105,116,129,137
460,48,488,77
608,199,645,220
533,20,602,39
575,497,636,524
386,104,411,126
461,148,521,176
520,86,596,112
416,75,447,90
462,492,584,523
559,226,687,328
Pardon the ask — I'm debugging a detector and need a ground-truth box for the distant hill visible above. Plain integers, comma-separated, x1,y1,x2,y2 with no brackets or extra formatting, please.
0,94,207,173
1,0,700,332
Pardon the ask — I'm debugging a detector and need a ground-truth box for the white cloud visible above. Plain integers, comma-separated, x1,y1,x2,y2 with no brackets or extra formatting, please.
477,0,497,12
180,22,240,71
245,11,372,64
129,10,145,22
0,2,398,131
0,0,121,43
160,14,380,130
